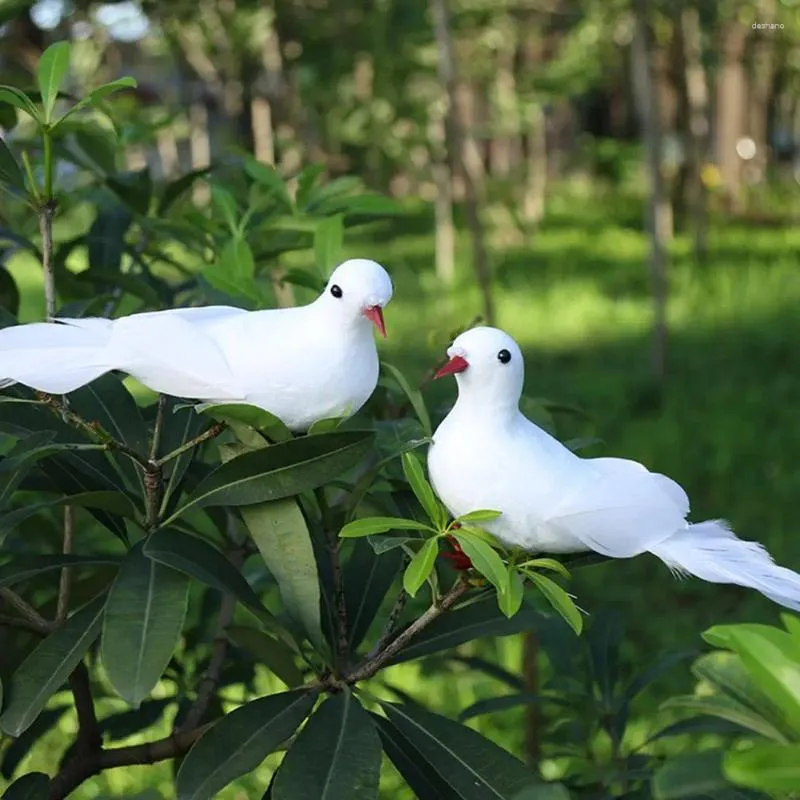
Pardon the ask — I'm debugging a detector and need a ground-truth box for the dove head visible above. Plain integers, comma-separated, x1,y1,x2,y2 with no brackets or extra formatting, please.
321,259,393,336
434,327,525,413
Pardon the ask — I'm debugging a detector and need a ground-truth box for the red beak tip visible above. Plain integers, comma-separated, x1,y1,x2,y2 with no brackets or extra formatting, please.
434,355,469,380
363,306,387,337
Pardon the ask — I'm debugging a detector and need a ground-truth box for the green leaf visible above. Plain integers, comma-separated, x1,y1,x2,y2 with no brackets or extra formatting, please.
459,693,565,722
196,402,291,441
244,159,293,211
401,451,443,527
0,268,18,316
0,594,106,737
53,77,137,129
177,690,316,800
296,164,325,208
452,531,508,595
383,363,432,437
389,595,541,665
307,415,349,435
280,267,325,293
498,568,524,619
164,431,373,523
211,185,239,231
102,543,190,706
456,509,503,523
724,742,800,792
273,692,381,800
227,626,304,687
240,497,324,652
142,529,285,637
403,538,439,597
157,166,212,215
379,701,542,799
652,751,730,799
0,137,25,192
527,572,582,635
0,554,121,589
314,214,343,276
372,713,461,800
37,41,71,124
344,540,403,650
0,87,40,122
86,205,133,272
106,169,152,215
219,236,255,279
339,517,434,538
518,558,571,579
1,772,50,799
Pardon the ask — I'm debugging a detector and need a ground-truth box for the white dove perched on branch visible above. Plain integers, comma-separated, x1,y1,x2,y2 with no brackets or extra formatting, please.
428,326,800,610
0,258,393,432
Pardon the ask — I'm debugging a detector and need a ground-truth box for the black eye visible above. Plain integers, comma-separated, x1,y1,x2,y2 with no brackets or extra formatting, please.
330,284,343,299
497,349,512,364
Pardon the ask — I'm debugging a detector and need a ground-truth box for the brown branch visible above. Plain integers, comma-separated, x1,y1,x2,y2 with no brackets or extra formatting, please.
68,662,102,755
178,548,244,732
0,588,52,635
56,507,74,623
368,588,408,658
149,394,168,461
49,724,211,800
153,422,226,467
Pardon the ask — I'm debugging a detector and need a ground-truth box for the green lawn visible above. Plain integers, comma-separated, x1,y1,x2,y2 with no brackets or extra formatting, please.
6,183,800,796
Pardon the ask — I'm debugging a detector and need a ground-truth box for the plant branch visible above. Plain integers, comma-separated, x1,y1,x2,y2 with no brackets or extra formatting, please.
56,506,74,623
48,723,212,800
68,662,102,755
0,587,52,635
153,421,226,467
149,394,168,461
178,548,244,732
369,588,408,658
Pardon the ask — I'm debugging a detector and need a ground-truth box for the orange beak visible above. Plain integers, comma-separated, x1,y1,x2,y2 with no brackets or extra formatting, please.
434,355,469,379
363,305,386,337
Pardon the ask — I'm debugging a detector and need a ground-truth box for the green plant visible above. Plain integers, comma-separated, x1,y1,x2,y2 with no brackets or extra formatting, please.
0,41,586,800
652,615,800,799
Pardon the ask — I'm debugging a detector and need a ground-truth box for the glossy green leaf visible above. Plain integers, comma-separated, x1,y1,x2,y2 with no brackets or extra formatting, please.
344,540,403,650
0,87,40,122
0,137,24,192
142,529,285,637
383,363,432,437
280,267,325,293
498,568,524,619
652,751,729,799
372,713,461,800
0,431,56,509
460,692,565,722
106,169,152,215
662,695,788,741
339,516,434,538
379,701,543,799
519,558,571,580
177,690,316,800
240,497,323,651
157,166,212,214
0,267,19,315
0,554,121,589
227,626,304,687
296,164,325,208
37,41,71,123
724,742,800,792
86,205,133,272
401,451,443,527
390,595,541,665
165,431,373,522
314,213,343,276
102,543,190,706
53,76,137,128
0,594,106,736
403,538,439,597
273,692,381,800
219,236,255,279
527,572,582,635
196,402,291,441
452,530,508,595
244,158,293,211
1,772,50,799
456,509,503,523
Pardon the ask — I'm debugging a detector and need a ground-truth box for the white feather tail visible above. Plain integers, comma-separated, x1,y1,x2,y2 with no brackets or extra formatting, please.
650,520,800,611
0,319,113,394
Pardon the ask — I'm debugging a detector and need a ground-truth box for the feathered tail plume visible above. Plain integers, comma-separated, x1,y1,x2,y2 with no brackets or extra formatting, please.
0,319,114,394
650,520,800,611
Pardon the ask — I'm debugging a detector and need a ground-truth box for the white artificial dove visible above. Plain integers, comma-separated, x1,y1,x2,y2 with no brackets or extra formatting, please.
0,258,393,432
428,326,800,610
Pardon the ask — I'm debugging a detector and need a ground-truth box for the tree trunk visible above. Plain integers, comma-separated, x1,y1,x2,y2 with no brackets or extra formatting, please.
430,0,494,326
429,114,456,285
715,20,748,214
632,0,669,384
522,104,547,225
679,5,711,261
748,1,775,183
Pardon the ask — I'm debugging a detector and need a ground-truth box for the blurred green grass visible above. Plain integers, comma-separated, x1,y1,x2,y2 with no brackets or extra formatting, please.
6,183,800,796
